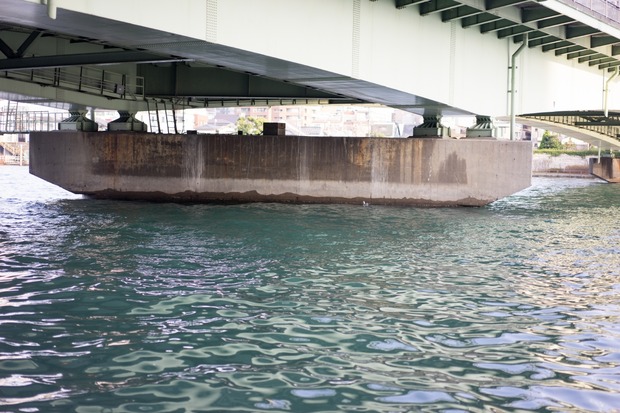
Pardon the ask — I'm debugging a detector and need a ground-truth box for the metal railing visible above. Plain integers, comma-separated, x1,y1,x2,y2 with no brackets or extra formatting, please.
0,142,28,165
524,112,620,141
563,0,620,25
0,110,67,133
1,66,145,101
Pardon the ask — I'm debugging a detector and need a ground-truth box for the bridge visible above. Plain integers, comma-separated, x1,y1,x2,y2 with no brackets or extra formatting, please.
0,1,619,117
1,0,620,203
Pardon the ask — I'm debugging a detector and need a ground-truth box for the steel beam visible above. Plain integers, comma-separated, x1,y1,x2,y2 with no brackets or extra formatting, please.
575,121,620,126
0,51,185,70
395,0,426,8
568,49,597,59
529,36,563,48
555,45,583,56
542,40,572,52
498,26,534,39
537,15,574,29
521,7,558,23
566,25,600,39
577,53,604,63
589,57,616,66
480,19,518,34
138,64,350,101
420,0,461,16
600,61,620,70
0,38,16,58
485,0,528,10
0,31,40,58
442,5,481,22
524,31,548,40
462,13,501,28
591,35,620,48
16,31,42,57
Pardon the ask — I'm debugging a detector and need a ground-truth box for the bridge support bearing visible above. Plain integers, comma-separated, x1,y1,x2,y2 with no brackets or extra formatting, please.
58,111,98,132
412,116,450,138
107,111,148,132
466,115,496,138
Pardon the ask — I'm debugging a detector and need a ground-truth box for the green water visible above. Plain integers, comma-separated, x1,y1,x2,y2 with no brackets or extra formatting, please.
1,166,619,412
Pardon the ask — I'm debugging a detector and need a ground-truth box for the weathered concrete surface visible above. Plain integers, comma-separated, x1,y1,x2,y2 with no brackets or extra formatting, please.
30,132,532,206
532,153,593,176
590,157,620,183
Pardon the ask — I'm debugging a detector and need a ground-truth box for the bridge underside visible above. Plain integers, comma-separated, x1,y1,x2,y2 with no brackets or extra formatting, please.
0,0,441,113
2,0,620,115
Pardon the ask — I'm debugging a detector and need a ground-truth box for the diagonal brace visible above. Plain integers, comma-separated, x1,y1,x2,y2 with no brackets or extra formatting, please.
16,31,42,57
0,30,42,59
0,38,16,58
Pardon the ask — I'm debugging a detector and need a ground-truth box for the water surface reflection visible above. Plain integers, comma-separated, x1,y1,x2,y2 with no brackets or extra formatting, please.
1,167,619,412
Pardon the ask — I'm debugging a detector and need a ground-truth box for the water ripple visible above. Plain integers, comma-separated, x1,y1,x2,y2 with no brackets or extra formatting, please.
1,169,620,411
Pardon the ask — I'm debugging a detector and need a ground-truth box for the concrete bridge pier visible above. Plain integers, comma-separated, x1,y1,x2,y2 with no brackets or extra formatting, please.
29,131,532,207
590,157,620,183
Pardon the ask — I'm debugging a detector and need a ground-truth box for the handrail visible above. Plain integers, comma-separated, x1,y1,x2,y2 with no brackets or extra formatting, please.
1,66,145,101
0,142,28,165
0,110,67,133
523,112,620,141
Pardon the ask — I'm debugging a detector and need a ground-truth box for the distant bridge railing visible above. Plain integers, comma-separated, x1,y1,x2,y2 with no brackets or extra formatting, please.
564,0,620,25
1,66,145,101
0,111,66,133
521,111,620,141
0,142,28,165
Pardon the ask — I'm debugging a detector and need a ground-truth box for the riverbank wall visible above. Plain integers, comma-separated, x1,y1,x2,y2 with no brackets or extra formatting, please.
30,132,532,206
532,153,595,177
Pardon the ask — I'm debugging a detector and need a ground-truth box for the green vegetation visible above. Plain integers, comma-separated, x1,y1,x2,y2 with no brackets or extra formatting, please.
236,116,265,135
538,131,563,149
534,148,620,157
536,130,619,157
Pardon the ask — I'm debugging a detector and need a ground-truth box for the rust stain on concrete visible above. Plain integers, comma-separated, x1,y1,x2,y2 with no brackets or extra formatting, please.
437,151,468,184
29,132,533,207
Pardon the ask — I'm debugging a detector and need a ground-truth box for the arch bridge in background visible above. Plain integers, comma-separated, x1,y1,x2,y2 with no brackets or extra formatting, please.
514,110,620,150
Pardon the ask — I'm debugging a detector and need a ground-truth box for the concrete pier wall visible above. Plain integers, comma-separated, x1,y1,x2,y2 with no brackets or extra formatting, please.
590,157,620,183
30,132,532,206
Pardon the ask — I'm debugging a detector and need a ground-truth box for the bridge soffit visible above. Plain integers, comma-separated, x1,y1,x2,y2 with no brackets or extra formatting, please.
397,0,620,72
0,21,360,109
2,0,620,112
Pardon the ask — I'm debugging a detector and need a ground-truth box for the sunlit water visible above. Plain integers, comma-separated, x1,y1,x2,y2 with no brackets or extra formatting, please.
1,165,619,412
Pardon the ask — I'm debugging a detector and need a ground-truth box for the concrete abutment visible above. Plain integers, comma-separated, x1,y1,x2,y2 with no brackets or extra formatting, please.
30,132,532,206
590,157,620,183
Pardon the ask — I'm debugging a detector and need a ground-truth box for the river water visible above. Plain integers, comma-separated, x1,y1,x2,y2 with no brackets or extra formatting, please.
1,165,619,412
